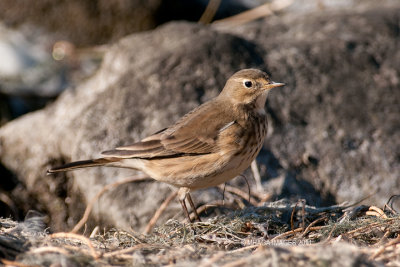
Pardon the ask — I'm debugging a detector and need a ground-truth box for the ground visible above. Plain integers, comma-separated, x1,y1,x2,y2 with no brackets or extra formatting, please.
1,199,399,266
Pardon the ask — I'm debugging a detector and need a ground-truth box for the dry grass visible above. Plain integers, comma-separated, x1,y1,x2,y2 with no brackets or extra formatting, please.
1,199,399,266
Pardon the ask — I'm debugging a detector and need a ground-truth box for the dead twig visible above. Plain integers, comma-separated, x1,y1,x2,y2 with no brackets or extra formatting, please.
90,226,99,238
256,193,272,205
384,195,400,214
50,232,99,259
212,0,293,28
250,160,263,193
227,244,260,254
1,259,38,267
300,200,306,229
199,0,222,24
103,243,153,258
370,236,400,260
366,206,387,219
290,201,299,232
374,230,392,247
301,216,327,238
323,224,337,244
71,175,149,233
220,185,259,206
144,191,178,234
190,200,226,221
344,217,396,237
240,174,251,204
271,226,323,241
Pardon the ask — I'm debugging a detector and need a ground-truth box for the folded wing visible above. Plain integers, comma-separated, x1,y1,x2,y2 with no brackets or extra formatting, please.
101,100,236,159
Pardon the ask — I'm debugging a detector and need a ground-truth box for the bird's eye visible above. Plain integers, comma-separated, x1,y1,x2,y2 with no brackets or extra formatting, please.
244,80,253,88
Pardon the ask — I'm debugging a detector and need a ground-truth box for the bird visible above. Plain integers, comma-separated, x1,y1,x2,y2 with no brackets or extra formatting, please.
47,69,284,222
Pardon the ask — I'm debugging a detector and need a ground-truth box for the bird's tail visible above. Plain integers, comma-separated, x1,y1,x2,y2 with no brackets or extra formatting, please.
47,158,117,174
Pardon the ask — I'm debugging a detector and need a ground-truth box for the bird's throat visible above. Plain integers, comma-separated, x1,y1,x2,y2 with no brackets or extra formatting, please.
254,91,269,115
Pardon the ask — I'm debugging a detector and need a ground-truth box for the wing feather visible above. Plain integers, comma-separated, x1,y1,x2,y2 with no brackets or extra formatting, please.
101,100,236,159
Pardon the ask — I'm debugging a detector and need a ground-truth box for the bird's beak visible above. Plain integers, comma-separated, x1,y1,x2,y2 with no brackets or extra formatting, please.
264,81,285,90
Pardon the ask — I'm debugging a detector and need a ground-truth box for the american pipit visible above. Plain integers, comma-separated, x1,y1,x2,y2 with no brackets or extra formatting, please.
48,69,284,222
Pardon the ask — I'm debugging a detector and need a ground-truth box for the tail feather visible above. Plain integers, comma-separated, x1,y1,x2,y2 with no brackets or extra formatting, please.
47,158,114,174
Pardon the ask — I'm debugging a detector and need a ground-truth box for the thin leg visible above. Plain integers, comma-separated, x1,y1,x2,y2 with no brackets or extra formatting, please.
187,193,201,222
179,198,192,223
178,187,192,223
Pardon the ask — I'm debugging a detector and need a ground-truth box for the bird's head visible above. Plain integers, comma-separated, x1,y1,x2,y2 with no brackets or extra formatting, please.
220,69,284,109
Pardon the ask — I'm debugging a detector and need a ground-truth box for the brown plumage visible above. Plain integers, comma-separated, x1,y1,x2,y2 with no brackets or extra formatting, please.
48,69,284,222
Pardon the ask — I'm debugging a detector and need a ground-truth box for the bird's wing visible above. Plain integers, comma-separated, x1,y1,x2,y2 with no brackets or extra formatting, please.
101,100,236,159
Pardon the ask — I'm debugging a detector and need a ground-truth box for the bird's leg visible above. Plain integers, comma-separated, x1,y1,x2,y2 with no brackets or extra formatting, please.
178,187,192,223
179,198,191,223
187,193,201,222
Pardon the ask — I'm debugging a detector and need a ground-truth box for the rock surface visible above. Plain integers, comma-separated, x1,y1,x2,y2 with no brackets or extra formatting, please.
0,5,399,231
234,7,400,206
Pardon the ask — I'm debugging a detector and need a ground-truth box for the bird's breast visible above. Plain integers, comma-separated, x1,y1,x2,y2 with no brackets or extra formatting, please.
189,112,268,189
